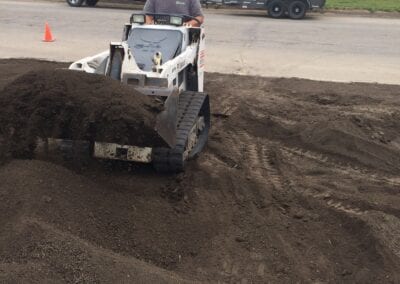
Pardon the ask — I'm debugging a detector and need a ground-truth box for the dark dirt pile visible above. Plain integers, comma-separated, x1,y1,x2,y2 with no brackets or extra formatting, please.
1,59,400,283
0,160,193,283
0,68,166,159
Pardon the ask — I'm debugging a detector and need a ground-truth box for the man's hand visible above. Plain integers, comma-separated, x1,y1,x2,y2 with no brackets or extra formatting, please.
183,20,198,27
184,16,204,27
145,15,154,24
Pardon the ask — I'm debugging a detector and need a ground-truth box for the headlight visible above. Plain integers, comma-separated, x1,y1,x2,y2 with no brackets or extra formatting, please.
170,16,183,26
131,14,145,24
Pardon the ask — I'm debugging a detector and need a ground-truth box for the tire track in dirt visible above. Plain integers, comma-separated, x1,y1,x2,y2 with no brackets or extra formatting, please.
272,142,400,261
259,138,368,217
276,146,382,217
280,145,400,212
223,129,291,213
219,108,377,219
227,99,398,226
281,146,400,187
226,130,285,192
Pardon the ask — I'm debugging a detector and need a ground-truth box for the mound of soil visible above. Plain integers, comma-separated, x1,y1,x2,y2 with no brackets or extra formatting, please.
0,159,193,283
0,69,166,158
1,60,400,283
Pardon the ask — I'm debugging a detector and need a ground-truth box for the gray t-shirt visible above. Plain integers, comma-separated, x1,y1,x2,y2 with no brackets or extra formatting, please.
143,0,203,17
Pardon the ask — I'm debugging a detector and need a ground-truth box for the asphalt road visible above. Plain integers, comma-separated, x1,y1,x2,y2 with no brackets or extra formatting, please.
0,0,400,84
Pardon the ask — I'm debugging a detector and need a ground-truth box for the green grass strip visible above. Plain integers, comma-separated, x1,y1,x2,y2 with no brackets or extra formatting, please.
326,0,400,12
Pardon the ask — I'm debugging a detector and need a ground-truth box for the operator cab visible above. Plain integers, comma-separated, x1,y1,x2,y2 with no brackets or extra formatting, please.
127,28,183,72
126,14,201,72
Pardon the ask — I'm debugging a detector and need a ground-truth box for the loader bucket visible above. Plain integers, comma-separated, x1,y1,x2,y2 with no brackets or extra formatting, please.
155,89,179,148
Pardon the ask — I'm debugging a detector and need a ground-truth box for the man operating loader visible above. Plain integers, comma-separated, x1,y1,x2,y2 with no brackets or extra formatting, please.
144,0,204,27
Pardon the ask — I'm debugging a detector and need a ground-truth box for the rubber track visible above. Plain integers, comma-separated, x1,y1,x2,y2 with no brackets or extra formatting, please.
152,91,208,172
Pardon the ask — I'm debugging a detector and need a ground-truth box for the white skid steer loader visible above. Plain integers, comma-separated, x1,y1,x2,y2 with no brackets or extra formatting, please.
67,14,210,172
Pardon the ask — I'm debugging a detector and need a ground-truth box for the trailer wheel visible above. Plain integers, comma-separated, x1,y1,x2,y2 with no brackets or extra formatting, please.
288,0,307,19
66,0,84,7
267,0,285,18
86,0,99,7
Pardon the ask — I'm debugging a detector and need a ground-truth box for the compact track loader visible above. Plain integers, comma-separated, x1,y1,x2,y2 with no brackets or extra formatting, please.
65,14,210,172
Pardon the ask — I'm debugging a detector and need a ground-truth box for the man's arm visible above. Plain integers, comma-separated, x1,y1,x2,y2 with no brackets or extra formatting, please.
187,0,204,27
143,0,155,24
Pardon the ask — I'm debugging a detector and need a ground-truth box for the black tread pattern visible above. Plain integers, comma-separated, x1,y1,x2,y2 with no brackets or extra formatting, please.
152,91,209,173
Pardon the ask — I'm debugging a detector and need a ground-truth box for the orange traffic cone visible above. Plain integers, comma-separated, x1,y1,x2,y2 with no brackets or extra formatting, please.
43,22,55,42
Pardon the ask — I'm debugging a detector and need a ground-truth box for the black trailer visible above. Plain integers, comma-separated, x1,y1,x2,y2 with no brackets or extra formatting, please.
202,0,325,19
66,0,99,6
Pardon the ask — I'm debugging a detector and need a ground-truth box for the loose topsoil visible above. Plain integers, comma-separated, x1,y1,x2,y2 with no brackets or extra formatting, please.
1,59,400,283
0,68,166,160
